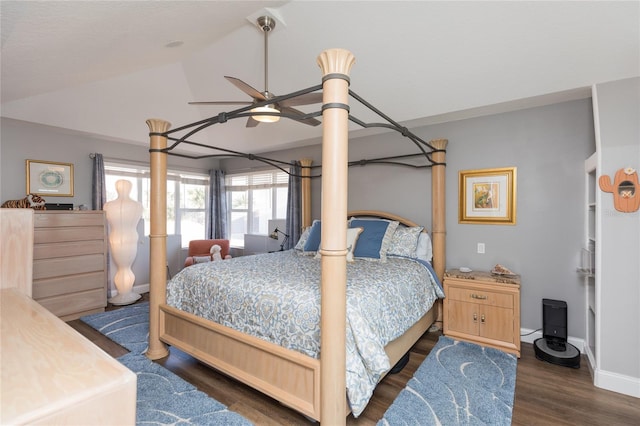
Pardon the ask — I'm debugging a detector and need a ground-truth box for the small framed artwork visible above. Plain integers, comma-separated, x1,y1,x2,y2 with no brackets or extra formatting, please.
459,167,517,225
26,160,74,197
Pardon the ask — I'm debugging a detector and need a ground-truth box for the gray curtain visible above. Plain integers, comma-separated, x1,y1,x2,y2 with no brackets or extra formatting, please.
206,169,228,239
285,161,302,250
91,153,111,294
91,153,106,210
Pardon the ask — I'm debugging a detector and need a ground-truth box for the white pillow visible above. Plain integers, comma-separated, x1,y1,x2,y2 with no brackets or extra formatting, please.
416,232,433,263
315,227,364,262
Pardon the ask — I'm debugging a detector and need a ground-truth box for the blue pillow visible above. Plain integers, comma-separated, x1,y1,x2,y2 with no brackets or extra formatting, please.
303,220,322,252
349,219,398,262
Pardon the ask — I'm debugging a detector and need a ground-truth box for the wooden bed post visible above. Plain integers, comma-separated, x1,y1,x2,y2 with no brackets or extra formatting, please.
430,138,448,326
317,48,355,425
146,118,171,360
430,138,448,281
300,158,313,229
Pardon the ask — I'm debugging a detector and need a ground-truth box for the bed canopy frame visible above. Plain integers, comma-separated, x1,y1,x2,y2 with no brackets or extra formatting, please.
146,48,447,424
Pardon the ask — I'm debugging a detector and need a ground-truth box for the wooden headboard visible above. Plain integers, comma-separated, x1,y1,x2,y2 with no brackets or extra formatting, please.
347,210,422,229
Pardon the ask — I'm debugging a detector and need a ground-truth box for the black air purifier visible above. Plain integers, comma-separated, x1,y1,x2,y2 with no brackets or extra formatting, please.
534,298,580,368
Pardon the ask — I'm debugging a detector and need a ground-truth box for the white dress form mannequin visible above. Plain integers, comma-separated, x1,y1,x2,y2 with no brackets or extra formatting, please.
105,179,143,305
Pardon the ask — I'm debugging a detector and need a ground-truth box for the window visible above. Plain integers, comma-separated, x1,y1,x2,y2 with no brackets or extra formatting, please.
105,162,209,247
226,170,288,247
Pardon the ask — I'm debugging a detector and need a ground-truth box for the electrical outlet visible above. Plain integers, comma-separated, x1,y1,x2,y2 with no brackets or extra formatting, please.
477,243,485,254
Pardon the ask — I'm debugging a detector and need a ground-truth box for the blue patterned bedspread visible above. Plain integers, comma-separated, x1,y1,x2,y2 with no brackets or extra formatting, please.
166,250,444,417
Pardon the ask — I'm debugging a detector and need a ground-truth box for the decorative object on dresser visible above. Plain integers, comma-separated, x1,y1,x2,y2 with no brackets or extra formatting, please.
32,210,108,321
443,269,521,357
459,167,517,225
1,193,46,209
104,180,143,306
44,202,73,210
598,166,639,213
26,159,74,197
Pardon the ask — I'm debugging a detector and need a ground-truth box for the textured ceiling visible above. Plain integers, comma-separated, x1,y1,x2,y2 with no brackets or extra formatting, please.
1,1,638,154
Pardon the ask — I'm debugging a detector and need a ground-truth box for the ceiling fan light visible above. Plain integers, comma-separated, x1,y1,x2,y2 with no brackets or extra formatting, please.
251,105,280,123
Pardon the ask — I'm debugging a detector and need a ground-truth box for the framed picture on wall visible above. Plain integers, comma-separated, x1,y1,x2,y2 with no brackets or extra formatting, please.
26,160,74,197
459,167,517,225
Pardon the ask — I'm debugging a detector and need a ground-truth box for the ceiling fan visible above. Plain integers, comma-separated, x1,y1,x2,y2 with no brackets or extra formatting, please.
189,16,322,127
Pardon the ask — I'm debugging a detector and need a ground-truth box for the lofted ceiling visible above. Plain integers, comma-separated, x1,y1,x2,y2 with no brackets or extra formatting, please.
1,1,638,155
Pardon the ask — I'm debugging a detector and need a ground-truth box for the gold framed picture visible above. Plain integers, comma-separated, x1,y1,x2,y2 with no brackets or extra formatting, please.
26,160,74,197
459,167,517,225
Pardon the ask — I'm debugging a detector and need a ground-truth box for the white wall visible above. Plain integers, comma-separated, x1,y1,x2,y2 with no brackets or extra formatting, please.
592,77,640,395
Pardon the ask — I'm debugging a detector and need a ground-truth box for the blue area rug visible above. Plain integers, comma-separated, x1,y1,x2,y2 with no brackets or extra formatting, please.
81,302,253,426
378,336,517,426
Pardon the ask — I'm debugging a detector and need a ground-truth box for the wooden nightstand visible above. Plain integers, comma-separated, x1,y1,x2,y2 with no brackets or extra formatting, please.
443,270,521,357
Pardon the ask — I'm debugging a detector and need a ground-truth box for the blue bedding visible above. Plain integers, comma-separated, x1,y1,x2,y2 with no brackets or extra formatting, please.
166,250,444,417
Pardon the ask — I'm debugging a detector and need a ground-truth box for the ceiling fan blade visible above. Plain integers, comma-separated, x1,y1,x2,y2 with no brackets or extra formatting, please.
279,92,323,107
188,101,253,105
246,116,260,128
225,76,267,101
280,106,321,127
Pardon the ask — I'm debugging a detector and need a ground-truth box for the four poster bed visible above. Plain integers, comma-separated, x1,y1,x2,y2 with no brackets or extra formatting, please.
145,49,448,424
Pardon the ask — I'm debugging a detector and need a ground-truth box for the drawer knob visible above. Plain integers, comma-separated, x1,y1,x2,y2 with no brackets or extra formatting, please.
481,314,486,323
471,293,488,300
473,313,478,322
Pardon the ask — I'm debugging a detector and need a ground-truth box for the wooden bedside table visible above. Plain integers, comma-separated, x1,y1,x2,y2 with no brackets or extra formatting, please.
443,270,521,357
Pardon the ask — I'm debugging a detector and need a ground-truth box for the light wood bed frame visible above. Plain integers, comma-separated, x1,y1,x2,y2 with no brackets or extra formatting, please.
145,49,447,424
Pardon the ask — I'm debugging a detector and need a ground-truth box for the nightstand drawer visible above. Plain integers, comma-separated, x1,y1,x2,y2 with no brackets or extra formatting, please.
447,286,514,309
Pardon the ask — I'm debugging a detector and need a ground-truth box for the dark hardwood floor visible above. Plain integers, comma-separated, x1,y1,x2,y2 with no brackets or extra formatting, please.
68,297,639,425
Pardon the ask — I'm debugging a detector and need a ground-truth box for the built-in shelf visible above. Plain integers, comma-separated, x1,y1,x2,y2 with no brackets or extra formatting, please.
584,151,598,374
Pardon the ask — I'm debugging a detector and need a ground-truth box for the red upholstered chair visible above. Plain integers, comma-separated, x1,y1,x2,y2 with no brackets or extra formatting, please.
184,239,232,267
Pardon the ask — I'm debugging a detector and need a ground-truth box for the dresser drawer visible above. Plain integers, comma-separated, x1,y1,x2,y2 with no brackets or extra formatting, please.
33,253,105,280
447,285,514,309
34,212,105,228
35,226,105,244
36,288,107,318
34,240,106,260
33,272,106,299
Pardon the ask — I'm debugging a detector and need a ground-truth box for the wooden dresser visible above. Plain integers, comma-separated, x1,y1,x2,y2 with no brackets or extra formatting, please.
33,211,108,321
1,209,136,425
443,269,521,357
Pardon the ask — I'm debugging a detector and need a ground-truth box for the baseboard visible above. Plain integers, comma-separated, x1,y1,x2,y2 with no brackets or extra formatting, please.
519,327,585,352
107,283,150,299
594,368,640,398
134,283,150,294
